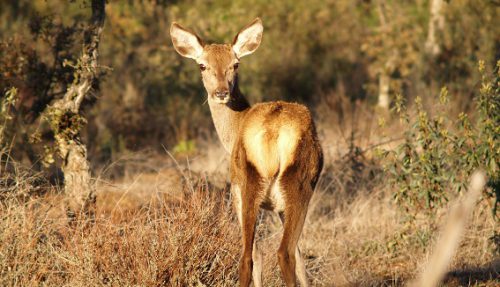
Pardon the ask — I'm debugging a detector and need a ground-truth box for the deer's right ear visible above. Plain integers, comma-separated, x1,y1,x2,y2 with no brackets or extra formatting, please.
170,23,204,60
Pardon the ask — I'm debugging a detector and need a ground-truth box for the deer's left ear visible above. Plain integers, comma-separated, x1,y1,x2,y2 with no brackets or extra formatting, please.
232,18,263,58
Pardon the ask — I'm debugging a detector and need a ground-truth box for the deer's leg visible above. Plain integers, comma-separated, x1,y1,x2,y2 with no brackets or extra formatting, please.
295,246,308,287
239,196,258,286
279,212,309,287
236,160,263,287
252,240,263,287
232,184,262,287
277,207,306,287
277,192,308,287
277,160,313,287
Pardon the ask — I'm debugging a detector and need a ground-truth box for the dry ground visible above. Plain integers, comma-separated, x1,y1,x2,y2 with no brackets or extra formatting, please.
1,116,499,286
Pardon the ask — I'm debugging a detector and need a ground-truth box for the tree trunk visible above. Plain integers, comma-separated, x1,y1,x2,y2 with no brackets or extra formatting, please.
47,0,106,215
376,0,392,110
378,72,390,109
425,0,445,57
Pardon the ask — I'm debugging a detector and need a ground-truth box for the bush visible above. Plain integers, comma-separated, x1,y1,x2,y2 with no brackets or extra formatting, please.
381,61,499,219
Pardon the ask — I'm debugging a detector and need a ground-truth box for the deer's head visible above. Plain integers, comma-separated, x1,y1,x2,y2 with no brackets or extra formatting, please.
170,18,263,104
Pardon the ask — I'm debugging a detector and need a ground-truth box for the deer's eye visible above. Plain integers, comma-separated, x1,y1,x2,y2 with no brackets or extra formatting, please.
233,63,239,70
199,64,206,71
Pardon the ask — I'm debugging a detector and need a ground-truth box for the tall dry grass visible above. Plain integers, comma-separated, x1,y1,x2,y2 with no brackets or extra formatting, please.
1,96,498,286
0,172,242,286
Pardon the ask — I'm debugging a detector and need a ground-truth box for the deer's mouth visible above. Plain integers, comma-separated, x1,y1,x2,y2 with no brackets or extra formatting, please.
212,94,230,104
212,89,231,104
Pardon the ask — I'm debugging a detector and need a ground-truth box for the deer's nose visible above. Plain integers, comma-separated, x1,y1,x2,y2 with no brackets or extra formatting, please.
215,90,229,100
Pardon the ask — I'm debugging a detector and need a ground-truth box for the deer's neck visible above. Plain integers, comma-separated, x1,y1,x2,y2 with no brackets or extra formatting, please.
207,83,250,153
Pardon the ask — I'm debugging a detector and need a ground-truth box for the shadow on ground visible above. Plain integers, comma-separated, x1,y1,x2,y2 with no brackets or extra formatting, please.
443,259,500,286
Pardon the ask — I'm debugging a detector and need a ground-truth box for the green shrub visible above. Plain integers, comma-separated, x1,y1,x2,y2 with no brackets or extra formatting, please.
381,61,499,219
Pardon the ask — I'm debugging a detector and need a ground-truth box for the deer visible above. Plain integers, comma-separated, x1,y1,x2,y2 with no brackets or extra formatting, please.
170,18,323,287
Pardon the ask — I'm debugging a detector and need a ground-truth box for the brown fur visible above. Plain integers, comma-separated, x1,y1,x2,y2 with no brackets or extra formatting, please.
171,18,323,287
231,102,323,287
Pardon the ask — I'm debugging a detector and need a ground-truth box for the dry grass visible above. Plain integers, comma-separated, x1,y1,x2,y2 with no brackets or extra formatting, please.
1,110,498,286
1,173,241,286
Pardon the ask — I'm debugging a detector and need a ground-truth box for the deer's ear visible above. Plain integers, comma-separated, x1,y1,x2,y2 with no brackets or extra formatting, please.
170,22,204,60
232,18,263,58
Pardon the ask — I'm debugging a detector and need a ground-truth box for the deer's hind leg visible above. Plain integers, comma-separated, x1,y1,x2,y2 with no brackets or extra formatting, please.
232,183,263,287
232,142,265,287
277,169,312,287
279,212,309,287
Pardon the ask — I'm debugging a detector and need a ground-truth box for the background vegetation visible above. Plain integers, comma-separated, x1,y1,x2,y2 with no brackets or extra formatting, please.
2,0,499,164
0,0,499,286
